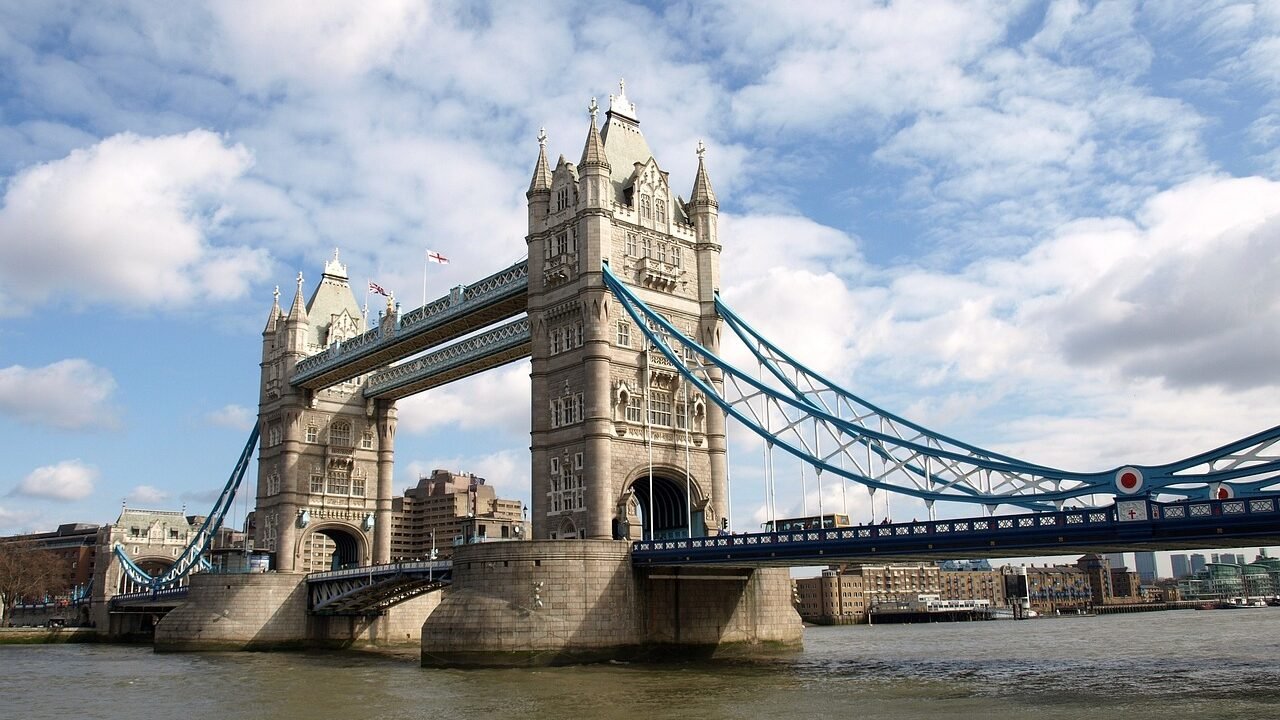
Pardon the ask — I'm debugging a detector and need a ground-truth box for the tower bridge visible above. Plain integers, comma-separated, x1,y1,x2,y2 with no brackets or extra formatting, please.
134,83,1280,663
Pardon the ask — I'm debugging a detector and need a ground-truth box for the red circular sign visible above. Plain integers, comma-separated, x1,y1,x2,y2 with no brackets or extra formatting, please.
1115,466,1144,494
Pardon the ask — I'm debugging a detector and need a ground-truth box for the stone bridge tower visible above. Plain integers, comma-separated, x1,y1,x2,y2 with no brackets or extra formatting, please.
526,83,727,541
256,252,396,572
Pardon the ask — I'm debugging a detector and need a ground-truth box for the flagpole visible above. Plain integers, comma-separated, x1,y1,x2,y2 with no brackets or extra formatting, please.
422,252,428,308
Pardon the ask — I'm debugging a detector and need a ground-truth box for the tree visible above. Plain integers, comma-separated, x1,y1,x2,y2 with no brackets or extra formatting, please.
0,540,70,624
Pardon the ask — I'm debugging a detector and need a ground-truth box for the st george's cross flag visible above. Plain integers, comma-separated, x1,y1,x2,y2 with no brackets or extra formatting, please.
426,250,450,265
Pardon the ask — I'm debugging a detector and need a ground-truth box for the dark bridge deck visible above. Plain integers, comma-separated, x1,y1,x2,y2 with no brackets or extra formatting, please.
632,495,1280,567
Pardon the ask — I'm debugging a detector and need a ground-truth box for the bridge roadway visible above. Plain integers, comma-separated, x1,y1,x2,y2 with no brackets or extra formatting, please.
632,494,1280,567
109,561,455,618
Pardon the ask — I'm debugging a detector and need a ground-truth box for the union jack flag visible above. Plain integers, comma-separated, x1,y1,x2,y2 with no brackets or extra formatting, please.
368,281,389,296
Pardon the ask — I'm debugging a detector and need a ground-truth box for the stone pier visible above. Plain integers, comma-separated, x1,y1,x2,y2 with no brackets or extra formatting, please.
421,540,801,666
154,573,440,651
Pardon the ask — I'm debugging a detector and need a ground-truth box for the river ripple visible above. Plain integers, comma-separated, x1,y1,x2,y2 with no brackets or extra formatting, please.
1,609,1277,720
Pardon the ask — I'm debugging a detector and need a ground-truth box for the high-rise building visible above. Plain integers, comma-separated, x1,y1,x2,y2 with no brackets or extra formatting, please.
1104,552,1128,570
389,469,526,561
1171,554,1191,579
1190,554,1207,574
1134,551,1158,583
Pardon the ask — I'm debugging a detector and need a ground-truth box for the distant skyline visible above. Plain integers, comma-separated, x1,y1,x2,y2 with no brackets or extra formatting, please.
2,2,1279,562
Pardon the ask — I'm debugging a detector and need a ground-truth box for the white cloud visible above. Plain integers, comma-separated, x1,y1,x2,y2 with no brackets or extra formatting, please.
12,460,97,501
207,0,429,93
0,359,118,430
396,362,531,436
205,403,254,430
0,130,269,315
128,484,169,505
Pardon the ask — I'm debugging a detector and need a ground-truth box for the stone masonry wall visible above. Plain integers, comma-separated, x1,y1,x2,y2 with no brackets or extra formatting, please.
155,573,443,651
422,539,640,666
154,573,309,651
422,540,802,666
639,566,802,652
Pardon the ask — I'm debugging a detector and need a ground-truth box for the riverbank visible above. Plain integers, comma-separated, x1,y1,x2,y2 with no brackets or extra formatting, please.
0,627,101,645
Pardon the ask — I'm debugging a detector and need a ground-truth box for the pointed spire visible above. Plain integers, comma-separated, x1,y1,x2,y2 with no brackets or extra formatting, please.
264,285,282,333
286,271,308,323
528,127,551,193
690,140,717,208
580,98,610,169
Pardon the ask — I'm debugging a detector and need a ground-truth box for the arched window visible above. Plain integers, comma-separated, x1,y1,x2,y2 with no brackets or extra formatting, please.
330,421,352,447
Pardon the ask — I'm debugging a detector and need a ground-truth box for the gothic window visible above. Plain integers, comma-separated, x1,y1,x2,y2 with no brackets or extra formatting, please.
330,421,352,447
556,187,569,210
672,247,681,268
626,394,643,423
640,195,651,219
641,236,652,258
658,242,667,264
306,426,318,443
656,200,666,224
310,470,325,494
617,321,631,347
625,232,637,256
675,399,688,431
555,232,569,256
266,472,281,495
268,424,282,447
574,322,583,347
361,431,374,449
550,399,560,429
572,393,584,423
351,470,366,497
683,337,698,363
649,390,673,427
551,328,562,354
327,466,350,495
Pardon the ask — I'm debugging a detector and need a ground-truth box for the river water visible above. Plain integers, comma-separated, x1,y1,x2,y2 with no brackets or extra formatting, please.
2,610,1277,720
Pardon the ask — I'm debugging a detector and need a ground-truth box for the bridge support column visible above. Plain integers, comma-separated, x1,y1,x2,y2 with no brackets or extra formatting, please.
421,540,801,666
374,401,396,564
584,334,613,540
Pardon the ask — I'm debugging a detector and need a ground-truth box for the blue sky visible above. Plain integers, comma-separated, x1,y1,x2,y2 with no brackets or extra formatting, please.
1,1,1278,574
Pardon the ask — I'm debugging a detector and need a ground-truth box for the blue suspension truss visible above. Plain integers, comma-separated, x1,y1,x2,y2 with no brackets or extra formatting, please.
114,426,260,592
601,263,1280,510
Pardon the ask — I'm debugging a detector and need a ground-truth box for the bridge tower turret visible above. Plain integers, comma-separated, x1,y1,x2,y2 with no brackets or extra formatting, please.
526,82,727,541
256,251,388,572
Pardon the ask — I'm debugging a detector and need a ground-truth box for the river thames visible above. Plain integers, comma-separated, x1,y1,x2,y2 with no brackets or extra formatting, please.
2,610,1277,720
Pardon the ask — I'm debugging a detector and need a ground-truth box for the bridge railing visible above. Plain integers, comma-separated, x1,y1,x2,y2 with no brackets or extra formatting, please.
291,260,528,383
109,587,190,606
305,559,450,582
633,495,1279,555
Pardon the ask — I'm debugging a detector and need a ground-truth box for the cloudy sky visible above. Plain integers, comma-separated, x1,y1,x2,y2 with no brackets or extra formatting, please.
1,1,1278,573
